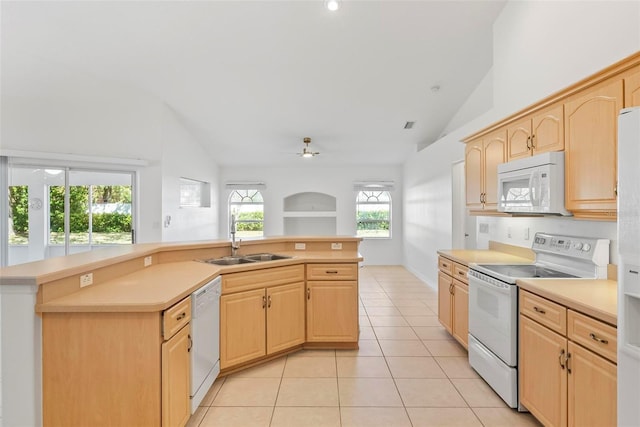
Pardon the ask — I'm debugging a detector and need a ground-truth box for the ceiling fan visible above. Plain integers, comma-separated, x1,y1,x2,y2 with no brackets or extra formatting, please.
297,137,320,158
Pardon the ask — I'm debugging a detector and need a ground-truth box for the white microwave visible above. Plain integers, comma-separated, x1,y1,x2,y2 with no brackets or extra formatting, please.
497,151,571,216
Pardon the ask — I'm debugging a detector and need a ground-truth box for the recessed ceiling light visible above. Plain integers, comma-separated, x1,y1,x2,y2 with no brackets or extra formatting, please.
404,121,416,129
326,0,340,11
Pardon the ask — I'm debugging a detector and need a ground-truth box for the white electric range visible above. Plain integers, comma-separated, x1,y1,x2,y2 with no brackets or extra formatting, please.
467,232,610,409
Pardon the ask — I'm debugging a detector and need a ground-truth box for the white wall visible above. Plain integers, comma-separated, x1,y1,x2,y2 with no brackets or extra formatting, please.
1,59,220,245
220,165,403,265
403,0,640,287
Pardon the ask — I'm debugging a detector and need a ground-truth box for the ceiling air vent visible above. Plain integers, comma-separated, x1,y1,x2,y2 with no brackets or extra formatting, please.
404,121,415,129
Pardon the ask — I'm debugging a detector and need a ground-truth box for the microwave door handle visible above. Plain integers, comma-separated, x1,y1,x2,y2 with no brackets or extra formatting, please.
530,170,541,207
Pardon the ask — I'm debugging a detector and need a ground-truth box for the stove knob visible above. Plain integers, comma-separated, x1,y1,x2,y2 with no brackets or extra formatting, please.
582,243,592,252
573,243,583,250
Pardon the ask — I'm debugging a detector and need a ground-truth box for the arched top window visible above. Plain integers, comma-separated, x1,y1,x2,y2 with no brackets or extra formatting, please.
228,189,264,238
356,190,391,238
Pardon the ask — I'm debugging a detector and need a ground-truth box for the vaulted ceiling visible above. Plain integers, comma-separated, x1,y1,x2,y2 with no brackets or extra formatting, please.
2,1,506,166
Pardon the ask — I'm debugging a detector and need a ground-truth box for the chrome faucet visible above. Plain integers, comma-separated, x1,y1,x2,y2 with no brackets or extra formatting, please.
230,214,241,256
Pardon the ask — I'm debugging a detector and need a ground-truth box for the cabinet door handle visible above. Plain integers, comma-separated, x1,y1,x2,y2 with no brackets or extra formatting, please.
187,334,193,353
326,270,339,274
526,136,531,150
533,306,546,315
559,349,565,369
262,295,267,309
268,295,272,308
442,263,449,268
176,312,186,321
566,352,572,374
458,271,466,277
307,288,310,300
589,332,608,344
531,134,536,149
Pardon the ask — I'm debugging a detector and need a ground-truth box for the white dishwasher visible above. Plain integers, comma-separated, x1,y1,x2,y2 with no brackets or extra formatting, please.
190,276,221,413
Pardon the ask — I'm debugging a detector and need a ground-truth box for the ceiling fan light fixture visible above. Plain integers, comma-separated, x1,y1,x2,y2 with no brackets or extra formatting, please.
325,0,340,12
298,137,320,158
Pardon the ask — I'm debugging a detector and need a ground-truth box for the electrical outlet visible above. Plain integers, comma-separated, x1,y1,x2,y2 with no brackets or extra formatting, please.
479,223,489,234
80,273,93,287
331,243,342,250
507,227,512,238
295,243,306,250
144,256,152,267
524,227,530,240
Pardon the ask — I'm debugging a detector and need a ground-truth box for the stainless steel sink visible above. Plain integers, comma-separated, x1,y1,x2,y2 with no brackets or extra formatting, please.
200,257,257,266
198,253,291,265
243,253,292,262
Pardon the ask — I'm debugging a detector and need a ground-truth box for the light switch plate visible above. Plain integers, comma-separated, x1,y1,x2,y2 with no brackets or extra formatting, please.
144,256,152,267
295,243,306,250
331,243,342,250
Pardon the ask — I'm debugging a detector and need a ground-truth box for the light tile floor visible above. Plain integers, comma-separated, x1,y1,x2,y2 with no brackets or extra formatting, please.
187,266,541,427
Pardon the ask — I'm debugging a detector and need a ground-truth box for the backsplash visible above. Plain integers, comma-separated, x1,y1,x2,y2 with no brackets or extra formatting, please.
476,216,618,264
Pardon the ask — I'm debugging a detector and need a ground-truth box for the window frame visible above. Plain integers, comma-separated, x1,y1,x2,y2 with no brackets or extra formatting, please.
228,189,265,238
355,190,392,239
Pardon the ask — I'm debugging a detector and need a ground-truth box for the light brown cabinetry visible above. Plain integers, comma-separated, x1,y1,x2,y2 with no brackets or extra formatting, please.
465,129,507,211
564,79,622,218
220,265,305,370
507,104,564,161
624,67,640,107
306,263,359,342
519,290,617,427
437,256,468,349
42,297,192,427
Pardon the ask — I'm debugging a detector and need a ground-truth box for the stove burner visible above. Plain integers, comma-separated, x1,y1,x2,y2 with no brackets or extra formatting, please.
476,264,578,279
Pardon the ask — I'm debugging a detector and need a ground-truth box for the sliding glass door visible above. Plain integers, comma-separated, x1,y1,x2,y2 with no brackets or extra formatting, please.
3,161,135,266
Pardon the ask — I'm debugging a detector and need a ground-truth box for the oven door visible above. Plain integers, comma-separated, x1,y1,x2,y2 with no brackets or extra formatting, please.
468,273,518,366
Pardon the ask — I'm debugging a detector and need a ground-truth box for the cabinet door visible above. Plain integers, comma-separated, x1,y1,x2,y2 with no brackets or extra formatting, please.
465,140,484,209
162,324,191,427
565,80,622,214
220,288,266,369
451,280,468,349
567,342,617,427
532,104,564,154
624,68,640,107
519,315,567,427
267,282,305,354
306,281,358,342
437,271,453,334
507,118,532,161
483,129,507,208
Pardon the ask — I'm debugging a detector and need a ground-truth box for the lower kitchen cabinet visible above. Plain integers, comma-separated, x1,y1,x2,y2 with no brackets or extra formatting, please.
42,297,192,427
519,290,617,427
306,263,358,343
162,324,192,427
437,256,469,349
306,280,358,342
220,282,305,369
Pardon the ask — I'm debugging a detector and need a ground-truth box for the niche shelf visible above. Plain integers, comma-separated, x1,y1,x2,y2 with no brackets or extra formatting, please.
283,192,337,235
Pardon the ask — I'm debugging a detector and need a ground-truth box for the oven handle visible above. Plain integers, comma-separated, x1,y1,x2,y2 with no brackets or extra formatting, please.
469,275,512,296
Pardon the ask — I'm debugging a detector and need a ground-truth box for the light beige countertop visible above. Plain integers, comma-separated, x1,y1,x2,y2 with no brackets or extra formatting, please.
437,249,534,266
34,249,362,313
0,236,362,313
517,278,617,326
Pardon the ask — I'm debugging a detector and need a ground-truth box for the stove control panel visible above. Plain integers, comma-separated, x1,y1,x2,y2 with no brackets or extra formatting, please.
532,232,610,265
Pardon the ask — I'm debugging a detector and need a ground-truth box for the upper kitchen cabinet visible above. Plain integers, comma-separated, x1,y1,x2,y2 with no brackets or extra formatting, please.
465,128,507,212
507,104,564,161
564,79,622,218
623,66,640,107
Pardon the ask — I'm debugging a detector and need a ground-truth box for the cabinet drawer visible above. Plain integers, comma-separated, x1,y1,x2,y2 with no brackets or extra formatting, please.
223,264,305,294
520,291,567,335
438,256,454,275
453,263,469,284
163,297,191,340
306,263,358,281
568,310,617,363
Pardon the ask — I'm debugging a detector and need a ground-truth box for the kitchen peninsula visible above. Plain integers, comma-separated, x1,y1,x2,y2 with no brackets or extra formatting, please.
0,236,362,427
